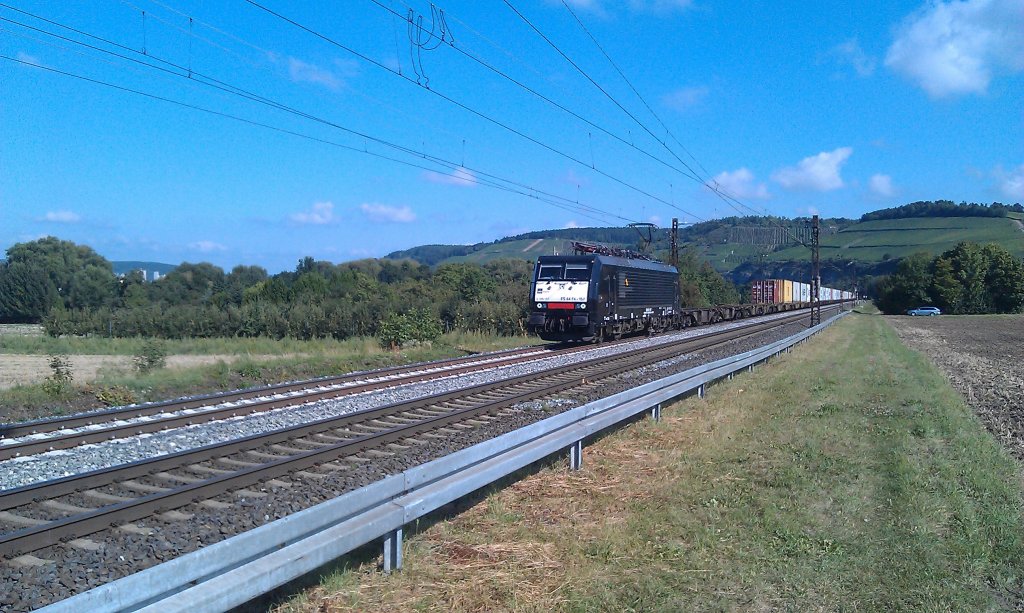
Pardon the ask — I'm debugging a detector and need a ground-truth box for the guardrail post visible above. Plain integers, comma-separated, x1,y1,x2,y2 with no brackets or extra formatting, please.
649,403,662,422
727,372,734,381
697,384,706,399
569,440,583,471
383,528,403,573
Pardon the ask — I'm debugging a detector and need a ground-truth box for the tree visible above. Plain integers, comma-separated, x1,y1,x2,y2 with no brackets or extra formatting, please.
874,252,933,314
4,237,115,313
981,244,1024,313
0,262,57,322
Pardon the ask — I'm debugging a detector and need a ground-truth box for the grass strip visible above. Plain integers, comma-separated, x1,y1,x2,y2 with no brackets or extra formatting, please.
275,313,1024,612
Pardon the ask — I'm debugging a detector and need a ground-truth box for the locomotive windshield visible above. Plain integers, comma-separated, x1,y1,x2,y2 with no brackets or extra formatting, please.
536,263,591,281
564,264,590,281
537,265,563,280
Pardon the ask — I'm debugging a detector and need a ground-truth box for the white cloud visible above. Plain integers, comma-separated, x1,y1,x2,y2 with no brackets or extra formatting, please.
564,220,581,229
423,167,476,186
771,147,853,192
995,163,1024,199
662,86,709,112
16,52,41,66
290,201,337,225
711,168,770,200
831,38,876,77
39,210,81,223
287,57,343,90
885,0,1024,98
869,174,896,197
360,203,416,223
189,240,226,253
647,215,662,225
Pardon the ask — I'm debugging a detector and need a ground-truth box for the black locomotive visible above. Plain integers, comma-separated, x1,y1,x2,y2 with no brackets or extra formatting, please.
527,243,680,342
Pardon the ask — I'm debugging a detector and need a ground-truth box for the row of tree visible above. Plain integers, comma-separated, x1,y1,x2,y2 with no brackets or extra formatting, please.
1,237,740,341
861,200,1023,222
873,242,1024,315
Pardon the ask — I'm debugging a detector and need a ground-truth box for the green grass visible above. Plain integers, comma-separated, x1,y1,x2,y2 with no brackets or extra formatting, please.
277,313,1024,612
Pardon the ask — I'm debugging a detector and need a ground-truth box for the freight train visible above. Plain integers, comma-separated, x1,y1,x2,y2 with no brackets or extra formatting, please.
527,243,852,343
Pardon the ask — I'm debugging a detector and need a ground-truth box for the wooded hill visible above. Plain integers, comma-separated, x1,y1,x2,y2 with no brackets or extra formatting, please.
387,201,1023,290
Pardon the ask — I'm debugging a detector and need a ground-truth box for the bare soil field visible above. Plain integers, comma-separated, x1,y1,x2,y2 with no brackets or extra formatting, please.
887,314,1024,460
0,354,263,390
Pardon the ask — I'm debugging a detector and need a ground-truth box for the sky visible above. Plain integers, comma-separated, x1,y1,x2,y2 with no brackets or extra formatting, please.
1,0,1022,273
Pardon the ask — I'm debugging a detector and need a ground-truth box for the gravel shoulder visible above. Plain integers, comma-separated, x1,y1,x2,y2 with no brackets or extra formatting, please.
886,314,1024,460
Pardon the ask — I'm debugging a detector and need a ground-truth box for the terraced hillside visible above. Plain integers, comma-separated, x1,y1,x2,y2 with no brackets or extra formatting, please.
770,217,1024,263
387,215,1023,279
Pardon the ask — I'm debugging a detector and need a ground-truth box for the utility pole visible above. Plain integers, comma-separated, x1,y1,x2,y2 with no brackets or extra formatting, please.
810,214,821,326
671,218,679,268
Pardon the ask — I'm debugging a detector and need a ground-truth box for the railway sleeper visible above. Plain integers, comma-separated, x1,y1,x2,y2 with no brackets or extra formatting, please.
312,432,349,443
41,500,97,514
363,449,394,458
294,471,327,481
118,523,155,536
245,450,289,461
83,489,133,504
284,438,333,449
0,511,47,528
153,471,204,485
217,457,263,469
68,538,103,552
235,489,269,498
199,499,233,510
188,464,233,475
270,443,308,454
120,480,171,494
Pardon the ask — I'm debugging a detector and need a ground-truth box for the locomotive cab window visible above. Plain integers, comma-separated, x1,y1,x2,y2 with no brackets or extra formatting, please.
537,265,562,280
564,264,591,281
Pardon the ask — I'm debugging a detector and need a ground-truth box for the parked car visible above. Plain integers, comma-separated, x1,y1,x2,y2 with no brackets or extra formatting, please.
907,306,941,316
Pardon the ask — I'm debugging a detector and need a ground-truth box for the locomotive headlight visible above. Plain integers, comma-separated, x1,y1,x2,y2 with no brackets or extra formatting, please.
536,303,545,309
577,303,586,309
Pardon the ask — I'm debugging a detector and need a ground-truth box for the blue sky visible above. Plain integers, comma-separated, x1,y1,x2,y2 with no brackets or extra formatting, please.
2,0,1022,272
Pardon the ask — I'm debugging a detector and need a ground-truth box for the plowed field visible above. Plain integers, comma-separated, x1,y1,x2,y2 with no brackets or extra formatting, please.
887,314,1024,460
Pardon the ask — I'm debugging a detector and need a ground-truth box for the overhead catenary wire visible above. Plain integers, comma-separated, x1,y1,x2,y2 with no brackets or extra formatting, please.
0,64,624,228
0,5,633,226
366,0,707,221
241,0,702,222
513,0,810,245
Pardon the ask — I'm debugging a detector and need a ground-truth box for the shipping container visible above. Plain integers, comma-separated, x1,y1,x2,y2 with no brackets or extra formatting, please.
796,282,811,303
783,280,793,303
751,279,786,304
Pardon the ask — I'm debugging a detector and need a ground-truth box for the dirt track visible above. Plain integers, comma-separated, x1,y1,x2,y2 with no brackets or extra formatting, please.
887,314,1024,460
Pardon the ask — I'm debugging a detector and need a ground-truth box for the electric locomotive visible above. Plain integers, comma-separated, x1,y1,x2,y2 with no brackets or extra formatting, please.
527,243,679,342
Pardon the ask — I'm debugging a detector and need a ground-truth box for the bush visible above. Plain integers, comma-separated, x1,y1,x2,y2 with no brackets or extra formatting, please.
42,353,73,397
378,308,443,349
134,339,167,373
95,385,137,407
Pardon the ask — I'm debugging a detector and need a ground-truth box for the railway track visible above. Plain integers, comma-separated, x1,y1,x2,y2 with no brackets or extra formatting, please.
0,307,834,561
0,344,578,460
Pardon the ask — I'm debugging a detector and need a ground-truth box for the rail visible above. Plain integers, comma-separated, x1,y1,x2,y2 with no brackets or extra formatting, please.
38,308,851,613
